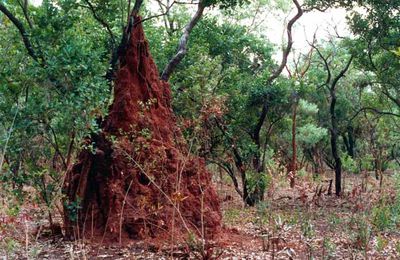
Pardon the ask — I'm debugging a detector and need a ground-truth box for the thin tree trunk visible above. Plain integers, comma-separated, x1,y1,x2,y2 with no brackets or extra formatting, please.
289,96,298,188
330,90,342,196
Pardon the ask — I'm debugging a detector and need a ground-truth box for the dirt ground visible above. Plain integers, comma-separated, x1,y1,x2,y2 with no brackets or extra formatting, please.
2,171,400,259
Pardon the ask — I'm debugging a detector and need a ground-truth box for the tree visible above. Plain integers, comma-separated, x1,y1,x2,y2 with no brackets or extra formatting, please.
308,40,353,195
0,0,113,227
285,46,314,187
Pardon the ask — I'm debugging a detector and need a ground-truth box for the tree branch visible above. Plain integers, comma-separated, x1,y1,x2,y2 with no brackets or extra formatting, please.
266,0,303,85
105,0,144,83
135,1,176,26
82,0,116,45
330,55,353,91
0,3,38,62
160,1,206,81
309,42,331,87
299,36,315,77
381,86,400,108
210,160,243,197
350,107,400,121
16,0,33,29
254,0,303,139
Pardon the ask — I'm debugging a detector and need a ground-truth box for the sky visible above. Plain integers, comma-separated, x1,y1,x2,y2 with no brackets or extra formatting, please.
30,0,42,7
260,5,351,63
264,6,350,51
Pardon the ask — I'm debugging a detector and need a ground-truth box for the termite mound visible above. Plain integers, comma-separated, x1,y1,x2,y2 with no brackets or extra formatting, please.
63,16,221,243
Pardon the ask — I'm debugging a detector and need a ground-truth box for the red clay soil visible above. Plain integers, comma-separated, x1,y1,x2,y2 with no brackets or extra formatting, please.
63,16,221,243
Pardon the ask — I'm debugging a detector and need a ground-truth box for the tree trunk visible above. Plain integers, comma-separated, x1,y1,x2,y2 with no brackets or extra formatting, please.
246,139,265,205
240,104,267,206
330,90,342,196
347,126,355,158
289,96,298,188
342,126,355,158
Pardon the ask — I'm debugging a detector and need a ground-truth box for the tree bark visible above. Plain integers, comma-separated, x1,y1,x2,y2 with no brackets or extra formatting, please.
330,89,342,196
289,95,298,188
161,1,205,81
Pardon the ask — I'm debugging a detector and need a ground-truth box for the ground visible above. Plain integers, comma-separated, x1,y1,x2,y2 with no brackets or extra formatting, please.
1,171,400,259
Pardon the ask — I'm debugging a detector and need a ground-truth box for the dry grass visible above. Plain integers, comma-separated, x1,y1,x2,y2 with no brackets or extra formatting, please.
1,171,400,259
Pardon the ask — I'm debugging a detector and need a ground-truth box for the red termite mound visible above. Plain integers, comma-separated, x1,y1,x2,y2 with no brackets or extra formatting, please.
63,17,221,242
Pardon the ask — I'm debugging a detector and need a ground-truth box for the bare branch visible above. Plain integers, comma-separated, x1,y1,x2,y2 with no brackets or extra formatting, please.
254,0,303,139
330,55,353,90
266,0,303,85
350,107,400,121
299,35,316,77
161,1,206,81
82,0,116,45
309,42,331,88
136,1,176,25
210,160,243,197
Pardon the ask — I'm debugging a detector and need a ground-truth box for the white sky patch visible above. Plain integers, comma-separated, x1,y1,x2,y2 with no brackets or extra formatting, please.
273,7,350,49
30,0,42,7
265,6,351,63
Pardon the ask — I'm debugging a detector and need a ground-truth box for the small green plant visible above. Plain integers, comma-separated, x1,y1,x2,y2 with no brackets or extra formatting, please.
256,201,270,225
186,231,198,250
246,171,271,196
6,203,21,217
286,210,300,226
371,198,392,231
312,172,323,183
297,168,308,179
254,201,271,252
27,244,44,259
322,237,336,259
342,154,358,174
223,208,242,224
139,128,152,140
391,173,400,225
64,197,82,222
375,235,388,252
1,237,20,259
395,241,400,255
350,216,371,250
301,215,315,238
185,231,223,259
367,174,400,231
328,213,342,231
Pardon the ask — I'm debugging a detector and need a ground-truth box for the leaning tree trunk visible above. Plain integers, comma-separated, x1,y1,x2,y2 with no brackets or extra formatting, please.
63,16,221,242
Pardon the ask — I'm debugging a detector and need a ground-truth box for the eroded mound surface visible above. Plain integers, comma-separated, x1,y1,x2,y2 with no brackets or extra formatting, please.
63,16,221,242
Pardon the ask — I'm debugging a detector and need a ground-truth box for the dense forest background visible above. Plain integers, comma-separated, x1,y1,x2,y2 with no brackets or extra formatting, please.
1,0,400,258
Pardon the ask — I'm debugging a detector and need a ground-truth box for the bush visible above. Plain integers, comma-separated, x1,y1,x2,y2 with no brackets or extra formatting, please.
370,173,400,231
